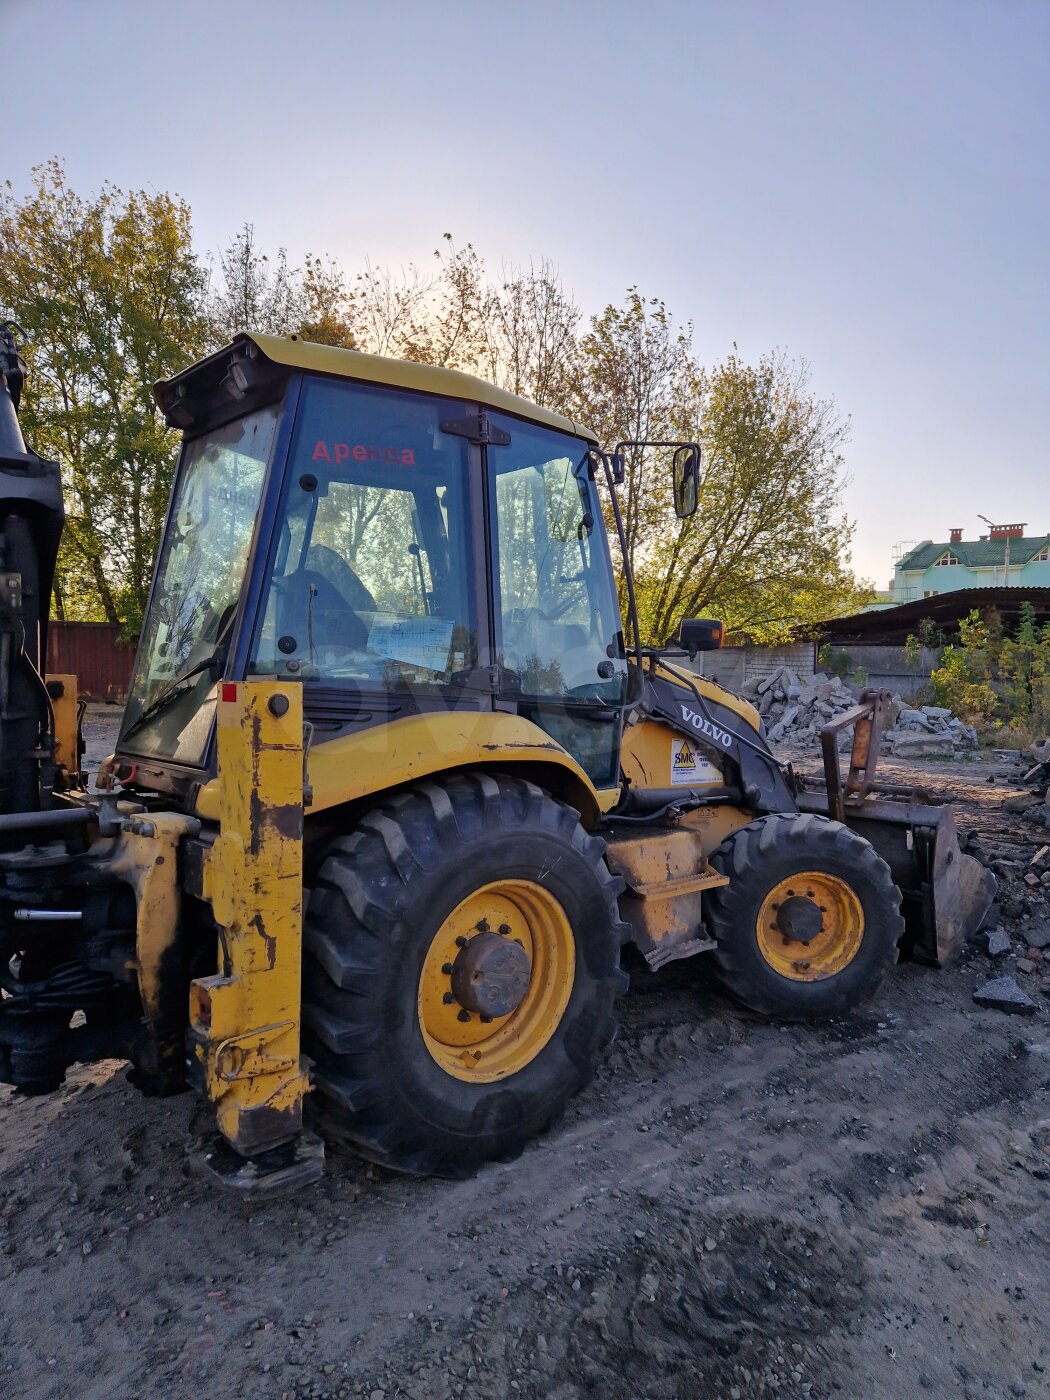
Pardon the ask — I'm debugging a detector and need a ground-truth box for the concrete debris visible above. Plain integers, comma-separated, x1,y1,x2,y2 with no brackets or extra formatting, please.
1003,742,1050,829
985,927,1012,957
737,668,979,754
1024,922,1050,950
972,976,1037,1016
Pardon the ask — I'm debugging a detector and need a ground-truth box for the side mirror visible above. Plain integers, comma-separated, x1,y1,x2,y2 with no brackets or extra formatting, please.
610,451,626,485
672,445,699,518
673,617,724,657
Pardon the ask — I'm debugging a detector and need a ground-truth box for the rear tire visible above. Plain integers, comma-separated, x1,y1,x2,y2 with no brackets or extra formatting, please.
704,812,902,1018
302,772,628,1176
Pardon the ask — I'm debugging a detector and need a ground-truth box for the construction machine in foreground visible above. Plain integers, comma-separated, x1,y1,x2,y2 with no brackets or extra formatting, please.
0,324,995,1189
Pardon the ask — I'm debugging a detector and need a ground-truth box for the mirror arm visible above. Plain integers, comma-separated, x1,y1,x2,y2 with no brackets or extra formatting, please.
590,450,644,674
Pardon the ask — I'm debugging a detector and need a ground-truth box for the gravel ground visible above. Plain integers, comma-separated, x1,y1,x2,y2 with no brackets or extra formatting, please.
1,738,1048,1399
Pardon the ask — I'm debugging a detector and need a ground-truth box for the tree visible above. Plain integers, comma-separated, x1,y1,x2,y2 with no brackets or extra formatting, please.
0,160,210,628
210,225,357,349
481,259,581,410
574,293,871,644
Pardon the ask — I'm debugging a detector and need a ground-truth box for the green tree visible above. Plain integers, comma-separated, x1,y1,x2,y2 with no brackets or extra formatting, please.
573,295,871,643
0,160,210,628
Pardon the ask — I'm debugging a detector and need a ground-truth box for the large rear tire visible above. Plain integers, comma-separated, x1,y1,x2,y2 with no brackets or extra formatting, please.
704,812,903,1018
302,772,628,1176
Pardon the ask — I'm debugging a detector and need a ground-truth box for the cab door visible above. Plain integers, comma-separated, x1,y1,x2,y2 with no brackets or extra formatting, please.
487,414,627,789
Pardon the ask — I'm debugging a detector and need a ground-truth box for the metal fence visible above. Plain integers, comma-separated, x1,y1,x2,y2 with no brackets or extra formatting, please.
45,622,135,702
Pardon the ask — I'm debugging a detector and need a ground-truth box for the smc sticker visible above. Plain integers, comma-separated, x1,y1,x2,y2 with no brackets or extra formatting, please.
670,737,722,786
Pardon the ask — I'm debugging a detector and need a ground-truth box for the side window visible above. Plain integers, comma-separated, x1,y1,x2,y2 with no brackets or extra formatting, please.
251,379,476,689
491,420,626,702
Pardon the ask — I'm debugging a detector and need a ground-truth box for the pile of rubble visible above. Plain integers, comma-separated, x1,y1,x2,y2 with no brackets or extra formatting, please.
1002,738,1050,829
737,666,979,755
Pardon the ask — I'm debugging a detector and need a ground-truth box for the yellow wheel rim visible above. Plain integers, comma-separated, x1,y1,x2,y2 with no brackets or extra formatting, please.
417,880,576,1083
756,870,865,981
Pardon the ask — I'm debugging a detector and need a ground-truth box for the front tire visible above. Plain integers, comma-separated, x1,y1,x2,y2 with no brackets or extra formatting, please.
302,772,628,1176
704,812,903,1018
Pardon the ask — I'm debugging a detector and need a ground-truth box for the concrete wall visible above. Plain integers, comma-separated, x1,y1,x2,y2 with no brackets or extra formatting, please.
832,644,941,698
687,643,817,691
683,641,936,701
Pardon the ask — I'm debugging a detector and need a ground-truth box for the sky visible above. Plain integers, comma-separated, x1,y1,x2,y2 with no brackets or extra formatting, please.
3,0,1048,588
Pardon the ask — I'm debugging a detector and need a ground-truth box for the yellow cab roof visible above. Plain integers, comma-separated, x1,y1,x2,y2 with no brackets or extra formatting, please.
156,332,597,443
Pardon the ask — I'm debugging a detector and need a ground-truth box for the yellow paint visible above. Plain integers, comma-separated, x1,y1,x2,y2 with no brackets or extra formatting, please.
194,708,611,827
45,673,79,778
417,880,575,1083
190,681,310,1155
604,828,728,959
620,717,725,792
756,870,865,981
649,658,762,732
677,803,756,857
159,331,598,443
103,812,202,1079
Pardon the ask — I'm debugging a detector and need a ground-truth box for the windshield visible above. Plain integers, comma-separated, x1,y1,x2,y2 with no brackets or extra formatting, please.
120,404,278,763
249,378,476,691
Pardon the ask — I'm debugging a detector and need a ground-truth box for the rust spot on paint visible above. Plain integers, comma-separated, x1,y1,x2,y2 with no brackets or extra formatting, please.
251,911,277,969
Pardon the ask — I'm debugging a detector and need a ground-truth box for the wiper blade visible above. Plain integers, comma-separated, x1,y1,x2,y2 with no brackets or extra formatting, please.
120,655,221,743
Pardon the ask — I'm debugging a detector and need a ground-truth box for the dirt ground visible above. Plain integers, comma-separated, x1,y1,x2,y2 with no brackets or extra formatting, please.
1,726,1048,1400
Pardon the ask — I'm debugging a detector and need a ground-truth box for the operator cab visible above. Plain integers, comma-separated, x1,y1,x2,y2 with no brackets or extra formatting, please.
118,337,629,796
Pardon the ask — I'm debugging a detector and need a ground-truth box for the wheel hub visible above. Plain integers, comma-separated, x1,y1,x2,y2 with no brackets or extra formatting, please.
775,895,824,944
451,931,532,1017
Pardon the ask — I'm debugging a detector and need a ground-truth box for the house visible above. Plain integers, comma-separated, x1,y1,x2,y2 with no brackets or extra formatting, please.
890,523,1050,603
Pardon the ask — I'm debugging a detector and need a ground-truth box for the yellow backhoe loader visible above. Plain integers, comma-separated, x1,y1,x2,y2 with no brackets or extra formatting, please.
0,324,994,1190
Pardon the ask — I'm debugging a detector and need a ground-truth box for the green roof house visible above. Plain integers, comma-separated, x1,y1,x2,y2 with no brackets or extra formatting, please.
891,523,1050,603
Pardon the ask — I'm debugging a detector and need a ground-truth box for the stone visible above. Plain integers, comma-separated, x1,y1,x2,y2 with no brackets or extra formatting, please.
786,684,802,701
756,668,785,696
888,732,956,759
972,976,1037,1016
1016,958,1036,974
985,928,1012,957
814,679,838,703
1003,793,1042,815
779,705,801,730
898,708,933,729
798,686,817,707
1024,923,1050,950
922,705,952,719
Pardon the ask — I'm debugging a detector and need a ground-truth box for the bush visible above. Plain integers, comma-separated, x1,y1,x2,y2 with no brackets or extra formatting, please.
930,604,1050,736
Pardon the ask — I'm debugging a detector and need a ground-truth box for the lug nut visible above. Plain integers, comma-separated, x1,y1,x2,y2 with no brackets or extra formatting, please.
443,992,456,1005
457,1010,471,1023
480,1014,493,1024
476,919,490,932
441,962,453,975
498,923,511,935
455,935,468,948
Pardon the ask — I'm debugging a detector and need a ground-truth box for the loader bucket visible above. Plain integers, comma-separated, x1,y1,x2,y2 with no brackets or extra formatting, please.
793,688,997,965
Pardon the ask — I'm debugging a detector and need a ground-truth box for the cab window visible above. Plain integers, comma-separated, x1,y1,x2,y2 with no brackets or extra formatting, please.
250,378,477,690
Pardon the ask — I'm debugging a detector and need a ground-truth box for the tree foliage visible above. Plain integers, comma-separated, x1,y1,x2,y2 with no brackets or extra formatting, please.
570,294,871,642
932,604,1050,734
1,165,869,639
0,160,210,627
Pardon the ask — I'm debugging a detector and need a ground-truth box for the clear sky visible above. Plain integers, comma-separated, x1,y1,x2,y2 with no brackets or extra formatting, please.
3,0,1048,587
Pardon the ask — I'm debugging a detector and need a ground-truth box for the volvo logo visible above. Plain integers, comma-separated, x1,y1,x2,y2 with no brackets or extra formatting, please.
679,705,734,750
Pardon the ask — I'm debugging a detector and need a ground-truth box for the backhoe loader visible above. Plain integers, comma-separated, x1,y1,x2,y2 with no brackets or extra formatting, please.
0,324,994,1190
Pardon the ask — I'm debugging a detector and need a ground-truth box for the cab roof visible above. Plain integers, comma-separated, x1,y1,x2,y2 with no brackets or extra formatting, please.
155,332,597,442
